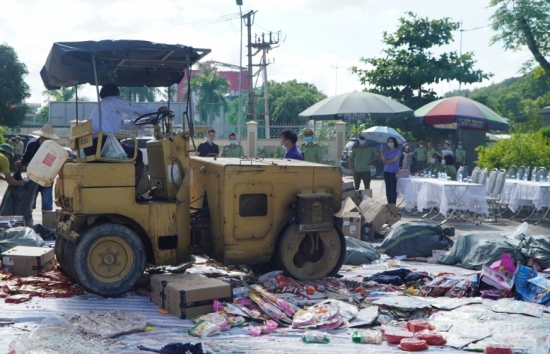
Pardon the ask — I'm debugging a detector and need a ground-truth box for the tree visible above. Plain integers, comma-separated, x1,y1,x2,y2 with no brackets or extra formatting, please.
489,0,550,77
190,63,230,125
0,44,30,127
350,12,492,111
119,86,160,102
43,86,88,102
263,80,326,124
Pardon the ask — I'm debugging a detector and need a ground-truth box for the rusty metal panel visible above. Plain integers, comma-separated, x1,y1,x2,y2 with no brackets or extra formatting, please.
297,193,334,232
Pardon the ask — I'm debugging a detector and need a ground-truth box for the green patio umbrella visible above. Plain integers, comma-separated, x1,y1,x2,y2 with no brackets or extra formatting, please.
298,91,413,121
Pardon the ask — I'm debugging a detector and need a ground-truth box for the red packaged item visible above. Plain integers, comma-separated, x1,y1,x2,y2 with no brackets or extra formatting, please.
415,330,447,345
484,344,514,354
5,294,32,303
384,329,414,344
398,338,429,351
406,319,435,332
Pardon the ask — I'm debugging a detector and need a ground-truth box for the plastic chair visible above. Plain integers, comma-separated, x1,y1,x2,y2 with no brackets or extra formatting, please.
460,166,469,181
529,167,537,181
471,168,480,184
456,166,463,181
486,170,507,221
507,165,517,178
479,168,488,186
535,167,547,181
485,170,498,197
517,166,526,180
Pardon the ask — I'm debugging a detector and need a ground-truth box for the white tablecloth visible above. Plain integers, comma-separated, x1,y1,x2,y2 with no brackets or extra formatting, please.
500,180,550,212
397,177,489,216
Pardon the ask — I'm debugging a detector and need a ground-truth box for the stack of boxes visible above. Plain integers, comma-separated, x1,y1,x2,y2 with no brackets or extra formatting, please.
336,179,400,241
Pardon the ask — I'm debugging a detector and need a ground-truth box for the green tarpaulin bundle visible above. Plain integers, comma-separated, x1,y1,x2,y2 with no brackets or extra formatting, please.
0,226,44,253
344,237,381,265
376,220,454,258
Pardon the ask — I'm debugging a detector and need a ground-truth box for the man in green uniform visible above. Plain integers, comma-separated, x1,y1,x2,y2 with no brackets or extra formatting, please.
427,142,436,161
455,140,466,169
220,132,244,158
349,136,378,190
413,140,428,173
14,136,24,161
300,128,323,163
0,144,25,186
426,151,445,177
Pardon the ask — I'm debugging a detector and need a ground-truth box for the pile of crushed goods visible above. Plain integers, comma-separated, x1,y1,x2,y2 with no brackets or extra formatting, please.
3,220,550,353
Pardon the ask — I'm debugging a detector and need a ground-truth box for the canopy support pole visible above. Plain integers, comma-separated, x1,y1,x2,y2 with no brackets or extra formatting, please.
92,53,102,131
75,85,78,125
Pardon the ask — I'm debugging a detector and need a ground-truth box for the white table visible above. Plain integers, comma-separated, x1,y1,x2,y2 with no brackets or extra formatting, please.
500,179,550,224
396,177,488,223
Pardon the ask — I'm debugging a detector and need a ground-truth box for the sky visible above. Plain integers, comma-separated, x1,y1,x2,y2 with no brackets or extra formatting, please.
1,0,532,105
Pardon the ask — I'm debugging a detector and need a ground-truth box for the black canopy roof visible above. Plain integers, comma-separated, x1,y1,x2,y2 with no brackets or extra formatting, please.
40,40,211,89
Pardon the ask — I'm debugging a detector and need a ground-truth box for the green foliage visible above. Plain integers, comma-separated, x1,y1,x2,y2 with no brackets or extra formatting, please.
263,80,326,124
446,66,550,132
476,131,550,169
489,0,550,77
257,145,285,158
322,157,334,166
0,44,30,127
119,86,159,102
350,12,492,111
43,85,88,103
191,63,230,126
36,106,49,124
227,95,247,126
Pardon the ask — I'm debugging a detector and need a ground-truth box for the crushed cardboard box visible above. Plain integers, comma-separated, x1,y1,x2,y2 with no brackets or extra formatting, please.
342,180,355,200
166,277,232,319
357,199,392,234
1,246,54,276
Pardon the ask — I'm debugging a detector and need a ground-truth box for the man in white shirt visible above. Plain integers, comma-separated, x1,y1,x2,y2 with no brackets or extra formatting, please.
84,83,167,198
84,83,167,162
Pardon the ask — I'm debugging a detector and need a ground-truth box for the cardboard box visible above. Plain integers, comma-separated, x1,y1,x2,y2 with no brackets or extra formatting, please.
357,199,392,234
0,216,24,229
355,189,373,201
150,273,205,309
42,210,57,229
480,264,515,292
166,277,232,319
1,246,54,276
335,197,363,238
342,180,354,192
342,189,356,201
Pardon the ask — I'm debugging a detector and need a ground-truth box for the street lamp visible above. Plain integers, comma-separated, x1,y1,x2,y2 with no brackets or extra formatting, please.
237,0,243,141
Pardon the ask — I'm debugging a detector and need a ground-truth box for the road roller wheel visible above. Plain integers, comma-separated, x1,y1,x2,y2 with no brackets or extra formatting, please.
276,221,346,280
69,223,146,297
54,236,69,273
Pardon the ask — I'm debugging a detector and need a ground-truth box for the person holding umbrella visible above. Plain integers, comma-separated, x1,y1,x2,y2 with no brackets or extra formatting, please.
380,137,401,216
349,136,378,190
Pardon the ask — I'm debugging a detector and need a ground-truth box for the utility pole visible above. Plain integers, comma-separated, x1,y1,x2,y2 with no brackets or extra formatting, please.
252,31,280,138
458,21,484,91
330,62,340,95
243,11,256,121
237,1,244,141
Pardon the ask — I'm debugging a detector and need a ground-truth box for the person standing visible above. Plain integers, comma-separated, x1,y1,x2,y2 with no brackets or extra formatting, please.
380,137,401,216
0,144,25,187
300,129,323,163
196,129,219,157
220,132,244,158
427,142,436,160
401,143,414,170
414,140,427,173
455,141,466,169
280,129,303,160
14,136,24,162
15,124,60,211
349,136,378,190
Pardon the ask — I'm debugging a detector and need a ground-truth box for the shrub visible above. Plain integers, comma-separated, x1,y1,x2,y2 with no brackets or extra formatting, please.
476,131,550,169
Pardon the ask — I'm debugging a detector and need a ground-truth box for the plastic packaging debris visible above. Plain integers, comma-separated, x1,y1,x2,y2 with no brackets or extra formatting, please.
483,344,514,354
249,290,290,323
302,330,330,344
9,315,109,353
249,319,278,336
351,329,382,344
292,309,316,328
188,320,221,338
314,299,358,321
384,329,414,344
194,313,231,331
406,319,435,332
5,293,31,303
68,311,146,338
348,306,379,327
249,284,298,316
398,337,429,351
415,330,447,345
491,298,544,317
373,296,431,311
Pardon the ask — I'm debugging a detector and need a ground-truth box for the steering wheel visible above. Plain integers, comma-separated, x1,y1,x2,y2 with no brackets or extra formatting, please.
134,109,174,125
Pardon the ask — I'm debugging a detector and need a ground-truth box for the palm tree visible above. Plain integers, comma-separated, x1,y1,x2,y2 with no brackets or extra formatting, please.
119,86,160,102
190,63,230,125
42,85,88,102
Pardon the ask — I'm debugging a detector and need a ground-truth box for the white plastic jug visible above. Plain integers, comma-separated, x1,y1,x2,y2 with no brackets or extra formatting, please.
27,140,69,187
